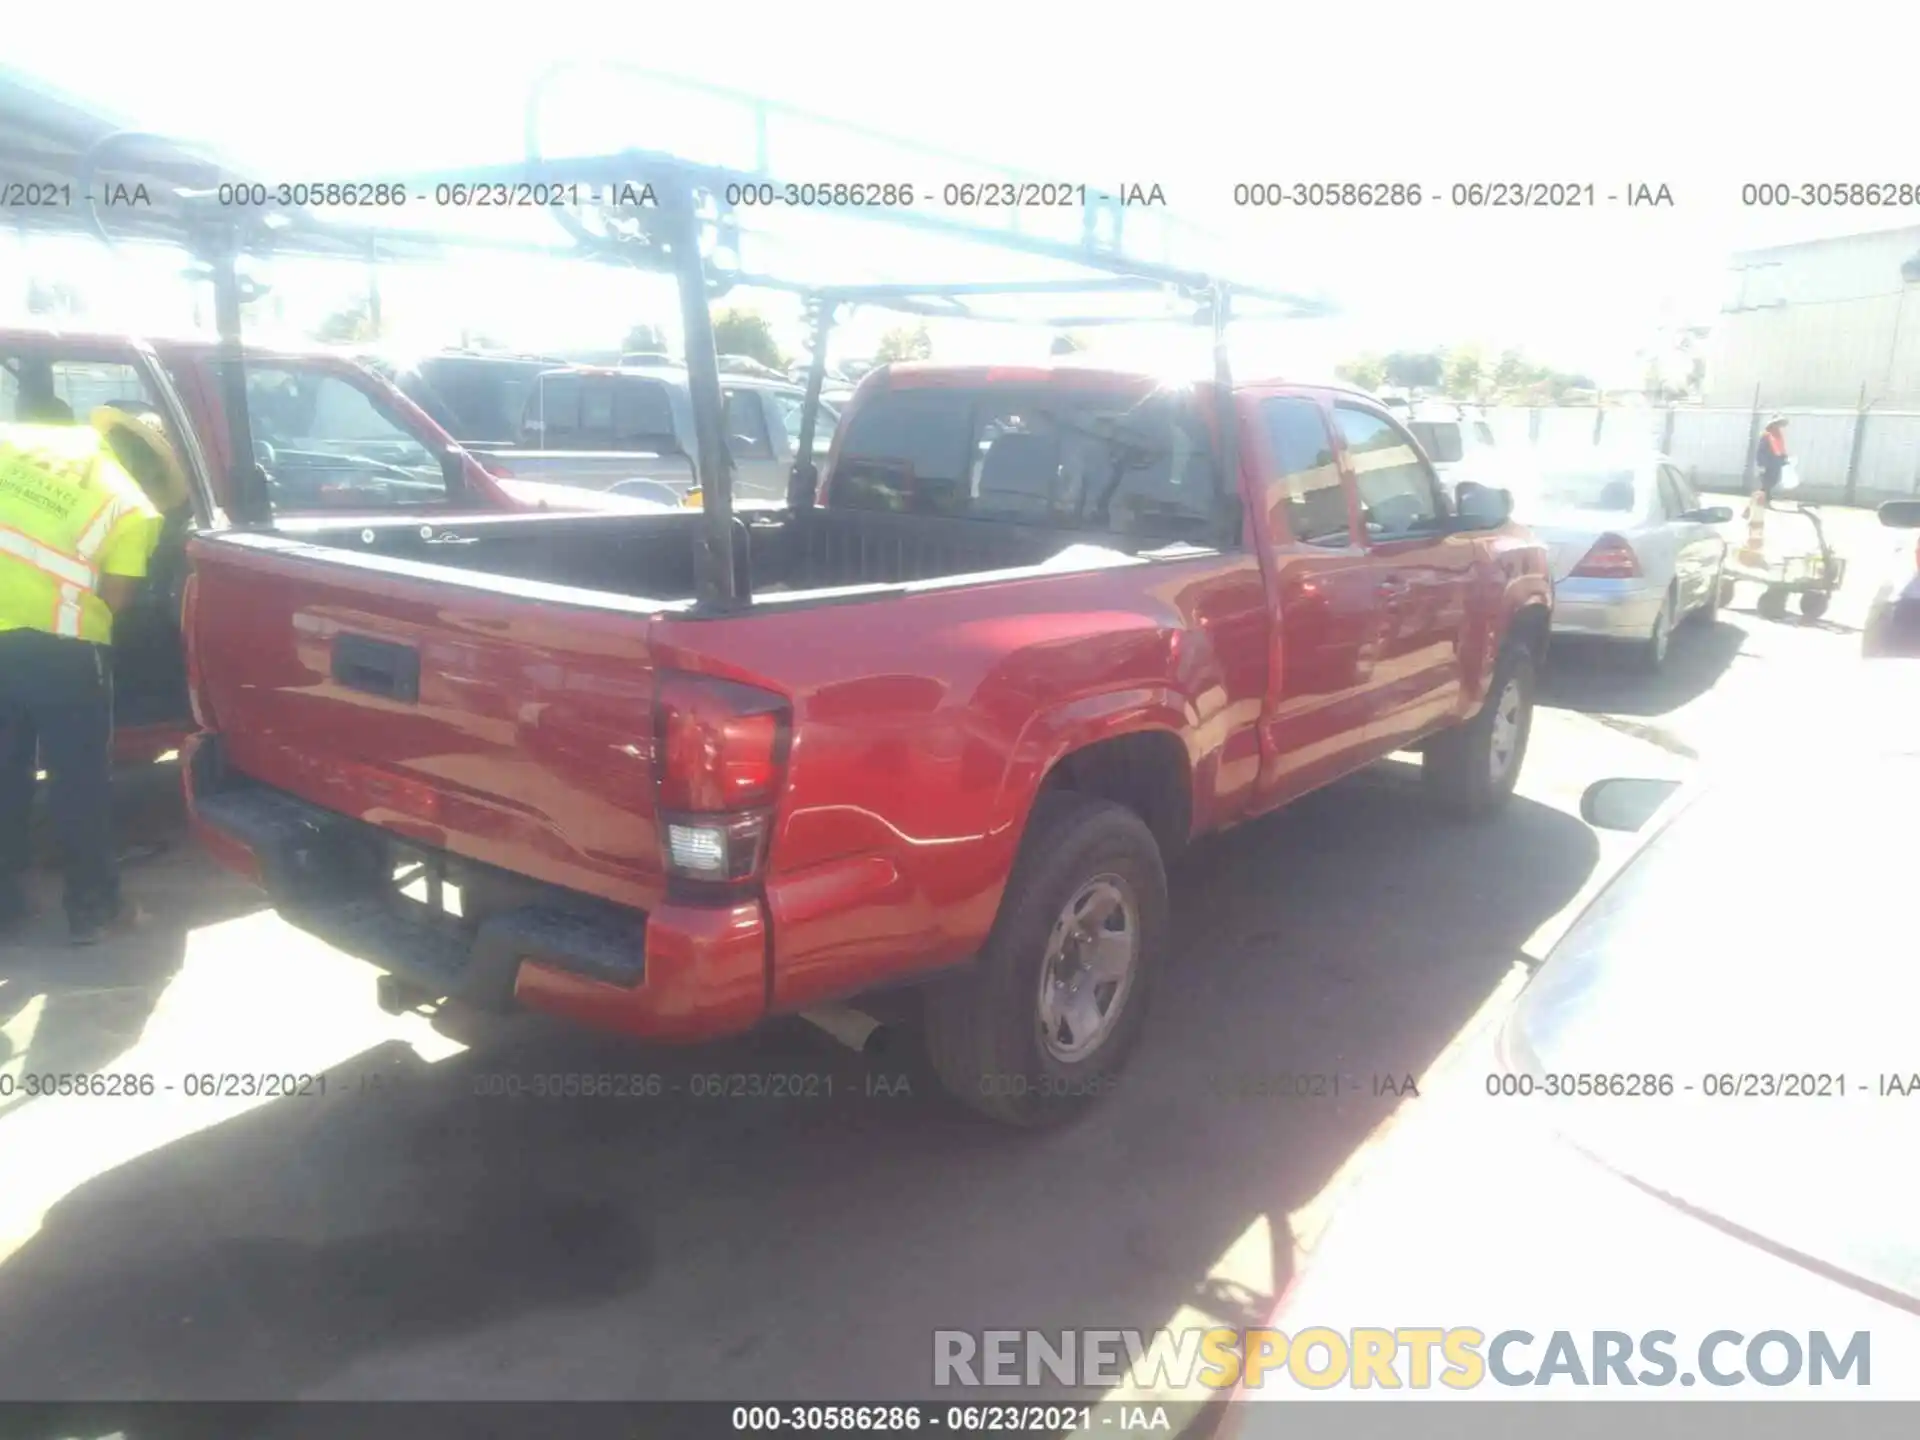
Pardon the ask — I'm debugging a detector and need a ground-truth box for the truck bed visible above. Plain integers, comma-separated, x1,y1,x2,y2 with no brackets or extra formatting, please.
262,504,1144,607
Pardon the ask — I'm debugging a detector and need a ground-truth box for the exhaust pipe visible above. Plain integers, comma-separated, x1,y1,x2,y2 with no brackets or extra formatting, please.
801,1004,889,1057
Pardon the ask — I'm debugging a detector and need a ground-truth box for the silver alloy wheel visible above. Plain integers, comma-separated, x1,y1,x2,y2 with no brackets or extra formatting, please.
1035,874,1140,1064
1650,593,1672,665
1488,677,1524,784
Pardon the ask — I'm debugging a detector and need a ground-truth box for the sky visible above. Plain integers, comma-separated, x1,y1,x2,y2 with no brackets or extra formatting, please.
7,1,1920,386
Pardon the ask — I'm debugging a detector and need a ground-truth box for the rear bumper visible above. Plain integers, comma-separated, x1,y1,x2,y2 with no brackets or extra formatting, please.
181,733,768,1043
1550,577,1664,641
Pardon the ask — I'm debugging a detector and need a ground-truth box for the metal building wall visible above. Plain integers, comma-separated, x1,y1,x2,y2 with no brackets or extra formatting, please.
1704,225,1920,410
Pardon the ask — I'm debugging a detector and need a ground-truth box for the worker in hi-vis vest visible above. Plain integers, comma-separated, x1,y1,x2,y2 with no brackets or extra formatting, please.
0,404,164,945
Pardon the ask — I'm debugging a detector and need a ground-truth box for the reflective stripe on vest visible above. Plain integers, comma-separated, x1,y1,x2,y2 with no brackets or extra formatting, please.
0,491,133,639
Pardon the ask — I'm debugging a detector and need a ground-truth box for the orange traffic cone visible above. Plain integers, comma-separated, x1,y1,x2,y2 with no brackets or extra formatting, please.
1737,489,1767,567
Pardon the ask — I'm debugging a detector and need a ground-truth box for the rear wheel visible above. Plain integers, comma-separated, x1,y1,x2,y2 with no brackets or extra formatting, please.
1757,586,1790,621
923,793,1166,1127
1799,591,1831,621
1422,641,1535,819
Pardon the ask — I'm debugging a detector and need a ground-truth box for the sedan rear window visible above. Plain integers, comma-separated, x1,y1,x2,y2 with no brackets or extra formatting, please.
1519,468,1640,513
827,384,1225,544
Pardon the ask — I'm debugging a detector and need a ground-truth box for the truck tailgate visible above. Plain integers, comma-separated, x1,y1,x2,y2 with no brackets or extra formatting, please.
185,533,673,911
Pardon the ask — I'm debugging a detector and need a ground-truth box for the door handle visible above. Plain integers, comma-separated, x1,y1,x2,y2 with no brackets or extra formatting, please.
332,634,422,703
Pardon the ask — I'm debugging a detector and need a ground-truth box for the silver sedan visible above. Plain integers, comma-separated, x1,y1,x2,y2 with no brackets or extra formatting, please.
1508,453,1733,671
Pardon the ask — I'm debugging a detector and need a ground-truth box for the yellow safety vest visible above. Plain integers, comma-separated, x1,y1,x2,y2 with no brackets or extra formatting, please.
0,423,162,646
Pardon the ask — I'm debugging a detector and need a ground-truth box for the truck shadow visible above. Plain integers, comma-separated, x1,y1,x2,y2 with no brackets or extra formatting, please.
0,773,1599,1407
1538,616,1746,719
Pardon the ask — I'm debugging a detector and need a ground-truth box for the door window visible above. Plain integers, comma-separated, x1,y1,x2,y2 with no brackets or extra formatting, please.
0,355,155,424
724,389,776,461
243,365,447,509
1333,405,1445,538
771,391,841,453
1260,396,1352,546
1662,464,1701,516
1655,466,1688,521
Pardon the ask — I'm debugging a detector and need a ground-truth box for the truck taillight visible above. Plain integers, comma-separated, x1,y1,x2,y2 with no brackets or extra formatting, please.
653,670,790,883
1571,533,1641,579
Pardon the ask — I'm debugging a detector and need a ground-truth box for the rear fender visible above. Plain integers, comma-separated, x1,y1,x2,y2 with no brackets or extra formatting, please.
990,688,1196,869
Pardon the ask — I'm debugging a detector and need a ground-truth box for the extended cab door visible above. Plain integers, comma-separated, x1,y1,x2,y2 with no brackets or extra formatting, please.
1250,392,1384,805
1329,401,1477,755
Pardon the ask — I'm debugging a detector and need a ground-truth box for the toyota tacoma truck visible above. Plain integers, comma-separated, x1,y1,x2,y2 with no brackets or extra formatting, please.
179,362,1552,1124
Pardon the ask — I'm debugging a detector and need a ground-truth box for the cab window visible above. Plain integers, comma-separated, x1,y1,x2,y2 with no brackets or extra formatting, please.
1260,396,1351,546
1333,405,1446,537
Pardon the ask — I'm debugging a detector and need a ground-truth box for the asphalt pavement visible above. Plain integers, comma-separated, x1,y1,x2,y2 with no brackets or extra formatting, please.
0,507,1896,1405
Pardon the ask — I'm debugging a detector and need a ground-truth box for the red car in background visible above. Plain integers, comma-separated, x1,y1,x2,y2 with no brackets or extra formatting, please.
1,327,621,772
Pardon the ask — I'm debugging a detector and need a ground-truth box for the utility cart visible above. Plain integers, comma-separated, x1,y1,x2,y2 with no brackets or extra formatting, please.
1721,497,1847,621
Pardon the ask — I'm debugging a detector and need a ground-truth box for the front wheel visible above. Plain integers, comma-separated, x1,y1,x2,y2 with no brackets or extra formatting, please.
1757,586,1790,621
1422,641,1536,819
923,793,1167,1126
1799,590,1831,621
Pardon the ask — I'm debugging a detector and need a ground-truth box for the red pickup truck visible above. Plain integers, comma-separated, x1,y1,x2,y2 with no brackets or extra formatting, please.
2,327,681,772
180,362,1552,1123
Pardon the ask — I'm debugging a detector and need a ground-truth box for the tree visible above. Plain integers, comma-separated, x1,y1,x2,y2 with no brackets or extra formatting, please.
1442,345,1485,400
1050,331,1089,356
873,322,933,365
1381,350,1444,390
313,297,379,344
1492,349,1532,395
710,308,785,369
1335,353,1388,390
623,323,669,356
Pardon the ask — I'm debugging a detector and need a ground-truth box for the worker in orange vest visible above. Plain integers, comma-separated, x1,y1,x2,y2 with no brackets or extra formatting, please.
1754,415,1791,503
0,409,164,944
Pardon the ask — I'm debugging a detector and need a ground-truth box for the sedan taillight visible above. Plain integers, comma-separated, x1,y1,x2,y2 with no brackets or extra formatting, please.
1570,533,1641,579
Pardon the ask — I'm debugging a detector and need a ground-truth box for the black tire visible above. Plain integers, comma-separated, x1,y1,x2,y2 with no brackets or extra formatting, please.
1638,587,1676,672
1421,641,1536,820
923,792,1167,1127
1799,591,1831,621
1716,574,1738,612
1757,586,1790,621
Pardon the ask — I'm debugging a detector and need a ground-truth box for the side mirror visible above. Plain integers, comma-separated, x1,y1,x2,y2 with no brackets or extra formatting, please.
1685,506,1734,524
1879,499,1920,529
1579,776,1682,833
1453,482,1513,530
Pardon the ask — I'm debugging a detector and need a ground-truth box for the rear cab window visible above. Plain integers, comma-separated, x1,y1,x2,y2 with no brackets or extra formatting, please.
524,373,680,453
824,381,1231,547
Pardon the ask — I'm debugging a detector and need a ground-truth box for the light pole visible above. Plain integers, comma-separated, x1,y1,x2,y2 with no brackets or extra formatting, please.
1889,250,1920,400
